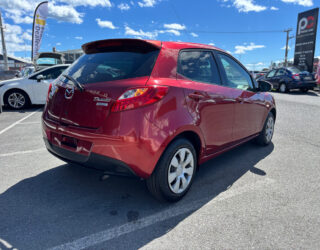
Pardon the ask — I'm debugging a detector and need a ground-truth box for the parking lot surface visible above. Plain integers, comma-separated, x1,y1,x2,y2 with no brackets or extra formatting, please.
0,91,320,249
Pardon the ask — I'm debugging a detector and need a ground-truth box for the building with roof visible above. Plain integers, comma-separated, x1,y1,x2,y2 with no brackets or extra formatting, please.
0,53,32,70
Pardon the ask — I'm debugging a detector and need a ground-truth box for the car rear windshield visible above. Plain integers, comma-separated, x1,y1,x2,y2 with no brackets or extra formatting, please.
287,67,301,74
62,49,159,85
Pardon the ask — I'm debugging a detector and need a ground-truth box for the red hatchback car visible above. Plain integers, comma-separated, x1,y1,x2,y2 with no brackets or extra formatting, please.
42,39,276,201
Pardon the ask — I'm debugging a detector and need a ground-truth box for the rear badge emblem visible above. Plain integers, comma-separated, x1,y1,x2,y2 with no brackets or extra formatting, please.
65,85,74,99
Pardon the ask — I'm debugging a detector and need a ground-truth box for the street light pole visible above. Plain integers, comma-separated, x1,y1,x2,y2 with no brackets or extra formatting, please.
284,28,294,68
0,11,9,71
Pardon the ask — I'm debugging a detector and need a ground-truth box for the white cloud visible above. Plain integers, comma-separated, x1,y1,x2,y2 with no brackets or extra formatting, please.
56,42,62,46
21,32,32,41
281,45,291,50
48,3,84,24
96,18,117,29
75,36,83,40
5,10,33,24
233,0,267,12
190,32,199,37
222,0,267,12
60,0,112,7
159,29,181,36
138,0,157,7
270,6,279,10
118,3,130,10
0,23,32,54
163,23,186,30
1,0,112,25
208,43,215,46
125,26,157,39
234,42,265,54
281,0,313,7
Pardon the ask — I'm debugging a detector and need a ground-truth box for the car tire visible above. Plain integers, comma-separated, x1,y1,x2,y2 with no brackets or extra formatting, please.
4,89,30,110
254,112,275,146
146,138,197,202
301,88,309,93
279,83,287,93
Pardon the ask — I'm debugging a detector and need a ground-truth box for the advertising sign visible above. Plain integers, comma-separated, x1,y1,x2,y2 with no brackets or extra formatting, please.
294,8,319,73
31,1,48,61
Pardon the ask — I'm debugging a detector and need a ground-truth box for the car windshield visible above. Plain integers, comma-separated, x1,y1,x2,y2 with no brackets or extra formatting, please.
62,49,159,85
287,67,301,74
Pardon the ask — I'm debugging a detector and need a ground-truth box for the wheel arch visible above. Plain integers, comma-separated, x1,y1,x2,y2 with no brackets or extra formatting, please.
3,88,32,105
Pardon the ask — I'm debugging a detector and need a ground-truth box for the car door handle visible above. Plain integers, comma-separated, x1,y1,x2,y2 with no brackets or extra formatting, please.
236,97,251,104
188,93,205,100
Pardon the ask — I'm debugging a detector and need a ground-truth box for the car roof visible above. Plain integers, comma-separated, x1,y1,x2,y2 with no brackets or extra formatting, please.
82,38,226,54
29,64,70,77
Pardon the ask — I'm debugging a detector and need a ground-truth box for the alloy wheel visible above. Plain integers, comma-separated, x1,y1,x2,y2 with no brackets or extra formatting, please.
280,84,286,93
8,92,26,109
265,116,274,142
168,148,194,194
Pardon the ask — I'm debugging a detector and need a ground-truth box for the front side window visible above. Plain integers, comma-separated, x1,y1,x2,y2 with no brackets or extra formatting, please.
217,54,253,90
30,66,67,80
177,50,221,85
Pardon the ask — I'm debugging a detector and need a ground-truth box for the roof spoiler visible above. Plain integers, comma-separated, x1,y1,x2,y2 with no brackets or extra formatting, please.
82,39,162,54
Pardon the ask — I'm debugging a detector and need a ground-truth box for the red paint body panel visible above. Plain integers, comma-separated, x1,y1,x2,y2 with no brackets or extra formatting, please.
42,39,276,178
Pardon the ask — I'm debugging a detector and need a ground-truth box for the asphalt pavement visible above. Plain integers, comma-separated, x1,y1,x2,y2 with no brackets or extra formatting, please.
0,90,319,250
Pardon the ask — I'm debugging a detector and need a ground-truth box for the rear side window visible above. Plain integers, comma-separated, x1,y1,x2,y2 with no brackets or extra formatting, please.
177,50,221,85
275,69,286,76
266,70,277,78
63,49,159,85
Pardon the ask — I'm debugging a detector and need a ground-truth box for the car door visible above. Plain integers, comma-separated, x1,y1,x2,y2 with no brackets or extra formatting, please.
215,53,266,142
273,68,286,89
29,66,67,104
264,69,277,89
177,50,235,155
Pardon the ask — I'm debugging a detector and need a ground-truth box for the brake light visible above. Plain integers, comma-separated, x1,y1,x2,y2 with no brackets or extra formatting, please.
111,86,169,112
292,74,300,80
46,83,52,102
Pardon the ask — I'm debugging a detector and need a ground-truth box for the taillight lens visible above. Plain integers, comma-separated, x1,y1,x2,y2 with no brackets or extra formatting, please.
292,74,300,80
46,83,52,102
111,86,169,112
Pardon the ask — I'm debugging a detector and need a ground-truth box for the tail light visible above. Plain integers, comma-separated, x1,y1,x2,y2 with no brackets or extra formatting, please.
46,83,52,102
111,86,169,112
292,74,300,80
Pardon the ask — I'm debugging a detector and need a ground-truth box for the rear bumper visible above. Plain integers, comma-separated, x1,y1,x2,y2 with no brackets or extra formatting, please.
42,110,169,179
44,138,137,177
288,81,316,90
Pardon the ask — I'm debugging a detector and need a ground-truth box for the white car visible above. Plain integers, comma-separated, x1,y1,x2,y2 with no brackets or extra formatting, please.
0,64,69,109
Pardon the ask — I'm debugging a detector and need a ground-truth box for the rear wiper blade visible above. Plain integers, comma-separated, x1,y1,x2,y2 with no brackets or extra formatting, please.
63,74,84,92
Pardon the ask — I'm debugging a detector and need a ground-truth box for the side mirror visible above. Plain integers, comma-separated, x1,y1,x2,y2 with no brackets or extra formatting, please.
257,80,272,92
36,74,44,82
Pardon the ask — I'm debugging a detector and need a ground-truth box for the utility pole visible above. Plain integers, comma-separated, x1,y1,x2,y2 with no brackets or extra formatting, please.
0,11,9,71
284,28,294,68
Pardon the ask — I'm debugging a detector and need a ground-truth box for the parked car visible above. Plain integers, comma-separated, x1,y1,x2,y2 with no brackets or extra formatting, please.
42,39,276,201
260,67,316,93
255,71,268,79
35,52,65,71
18,66,35,78
0,64,69,109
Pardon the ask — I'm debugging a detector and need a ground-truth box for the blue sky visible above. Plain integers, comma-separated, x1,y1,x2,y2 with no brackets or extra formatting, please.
0,0,319,70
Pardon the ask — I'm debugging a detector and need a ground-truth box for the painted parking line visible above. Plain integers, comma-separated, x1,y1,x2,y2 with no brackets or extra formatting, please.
49,177,275,250
18,121,41,125
0,109,41,136
0,148,46,158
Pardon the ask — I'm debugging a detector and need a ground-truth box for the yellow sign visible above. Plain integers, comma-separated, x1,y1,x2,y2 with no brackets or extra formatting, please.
35,15,46,26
